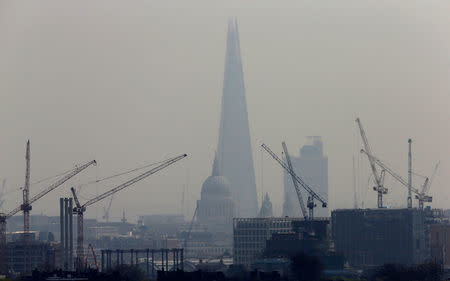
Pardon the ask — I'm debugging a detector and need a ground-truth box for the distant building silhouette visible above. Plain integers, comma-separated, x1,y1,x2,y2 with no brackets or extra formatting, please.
217,19,258,217
258,193,273,218
283,137,328,217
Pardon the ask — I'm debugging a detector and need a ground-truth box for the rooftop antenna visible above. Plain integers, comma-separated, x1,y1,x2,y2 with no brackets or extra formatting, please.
353,156,358,209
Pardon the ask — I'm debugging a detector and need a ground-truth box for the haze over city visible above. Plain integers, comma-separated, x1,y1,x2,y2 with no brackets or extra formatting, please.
1,0,449,222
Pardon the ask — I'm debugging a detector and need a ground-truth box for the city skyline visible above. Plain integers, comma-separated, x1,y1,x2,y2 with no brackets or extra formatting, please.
0,1,448,220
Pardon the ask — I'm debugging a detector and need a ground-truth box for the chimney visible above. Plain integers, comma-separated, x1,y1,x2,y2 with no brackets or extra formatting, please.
64,198,69,270
60,198,64,269
69,198,73,271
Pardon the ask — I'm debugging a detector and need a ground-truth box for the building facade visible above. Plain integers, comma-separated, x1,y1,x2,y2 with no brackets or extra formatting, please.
283,137,328,217
6,241,57,274
233,217,297,268
332,208,429,267
217,19,258,218
429,222,450,266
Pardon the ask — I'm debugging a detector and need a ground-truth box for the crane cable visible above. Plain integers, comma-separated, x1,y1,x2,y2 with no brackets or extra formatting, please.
88,159,168,185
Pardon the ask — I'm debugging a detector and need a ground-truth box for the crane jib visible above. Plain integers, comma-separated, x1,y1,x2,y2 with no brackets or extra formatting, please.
82,154,187,209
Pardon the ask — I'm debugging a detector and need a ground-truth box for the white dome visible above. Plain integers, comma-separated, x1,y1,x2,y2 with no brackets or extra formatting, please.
201,175,232,199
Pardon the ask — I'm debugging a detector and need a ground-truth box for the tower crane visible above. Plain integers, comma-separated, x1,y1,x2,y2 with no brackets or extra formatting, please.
356,118,387,208
70,153,187,271
0,159,97,275
261,143,326,220
282,142,308,220
360,149,424,208
22,141,31,274
102,195,114,223
408,139,413,208
0,179,6,210
184,203,198,254
415,161,439,209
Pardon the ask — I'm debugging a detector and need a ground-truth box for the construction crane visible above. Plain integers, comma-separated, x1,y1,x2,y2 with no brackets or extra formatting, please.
71,153,187,271
22,141,31,274
407,139,413,208
360,149,422,208
415,161,439,209
282,142,307,220
102,195,114,223
261,143,326,220
184,204,198,254
87,159,172,223
356,118,387,208
0,159,96,275
85,243,99,270
0,179,6,210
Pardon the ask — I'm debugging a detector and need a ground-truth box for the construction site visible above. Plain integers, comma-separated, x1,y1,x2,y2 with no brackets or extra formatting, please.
0,3,448,279
0,116,446,280
328,119,444,270
0,140,188,279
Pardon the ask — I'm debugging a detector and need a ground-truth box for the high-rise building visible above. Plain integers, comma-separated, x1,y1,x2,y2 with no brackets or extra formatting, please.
283,136,328,217
217,19,258,218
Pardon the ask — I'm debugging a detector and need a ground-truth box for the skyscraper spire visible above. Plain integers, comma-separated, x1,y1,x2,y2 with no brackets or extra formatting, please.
211,152,221,177
217,19,258,217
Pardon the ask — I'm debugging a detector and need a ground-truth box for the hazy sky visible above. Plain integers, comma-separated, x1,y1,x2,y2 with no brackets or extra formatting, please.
1,1,449,222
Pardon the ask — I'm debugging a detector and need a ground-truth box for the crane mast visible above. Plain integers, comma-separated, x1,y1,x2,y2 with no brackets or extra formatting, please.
184,203,198,255
21,141,32,274
0,179,6,210
261,143,326,220
72,153,187,271
356,118,387,208
408,139,412,208
282,142,308,220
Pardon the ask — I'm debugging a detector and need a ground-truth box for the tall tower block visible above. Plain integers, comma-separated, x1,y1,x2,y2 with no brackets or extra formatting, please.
283,137,329,217
217,19,258,217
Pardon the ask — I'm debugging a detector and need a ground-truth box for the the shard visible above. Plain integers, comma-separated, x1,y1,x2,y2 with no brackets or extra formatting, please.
217,19,258,217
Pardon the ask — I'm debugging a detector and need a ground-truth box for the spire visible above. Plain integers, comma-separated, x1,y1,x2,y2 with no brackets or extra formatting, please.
217,18,258,217
211,152,221,177
258,193,273,218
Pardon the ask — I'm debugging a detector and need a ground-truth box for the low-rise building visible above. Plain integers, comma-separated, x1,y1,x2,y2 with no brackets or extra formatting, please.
6,241,57,274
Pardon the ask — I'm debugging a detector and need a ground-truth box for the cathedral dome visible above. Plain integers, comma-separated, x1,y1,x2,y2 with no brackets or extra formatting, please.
201,175,232,199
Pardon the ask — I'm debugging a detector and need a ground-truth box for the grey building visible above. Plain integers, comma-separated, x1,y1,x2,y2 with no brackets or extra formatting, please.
217,19,258,218
283,136,328,217
332,208,429,267
233,217,296,268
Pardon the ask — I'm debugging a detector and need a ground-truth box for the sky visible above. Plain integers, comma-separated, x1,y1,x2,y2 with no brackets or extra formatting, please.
0,0,449,222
